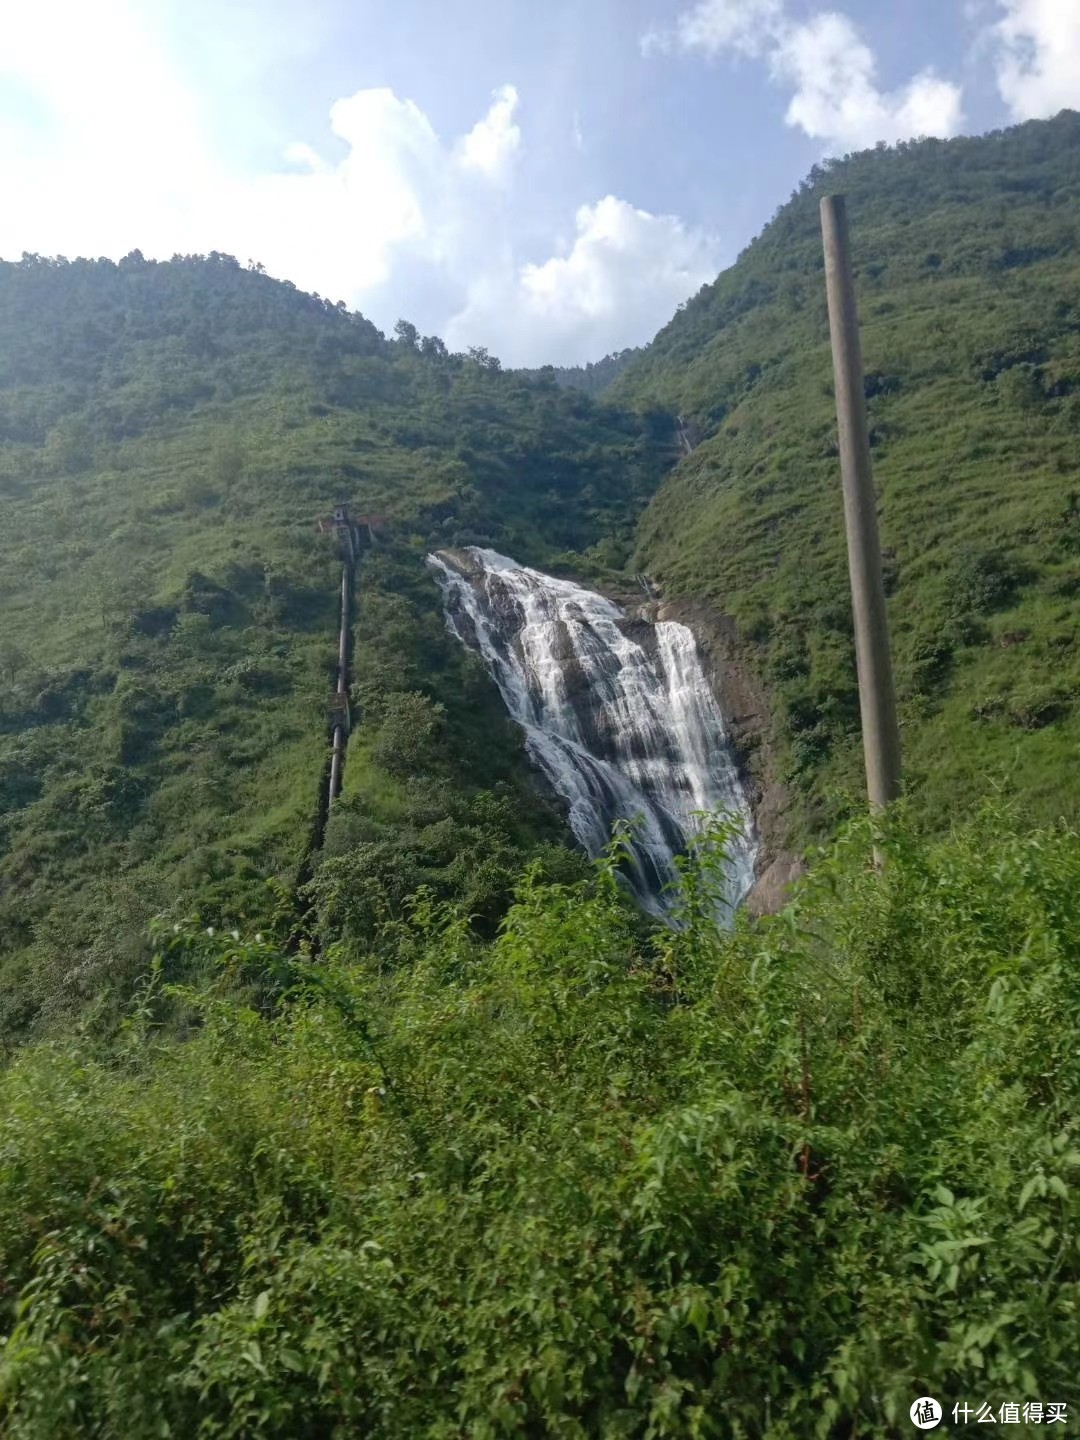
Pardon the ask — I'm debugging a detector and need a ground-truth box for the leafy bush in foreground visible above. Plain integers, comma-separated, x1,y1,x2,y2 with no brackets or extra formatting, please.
0,811,1077,1437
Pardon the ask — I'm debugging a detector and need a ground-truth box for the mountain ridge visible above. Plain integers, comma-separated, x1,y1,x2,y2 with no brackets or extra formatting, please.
1,111,1079,1439
0,257,672,1044
3,110,1080,1042
613,109,1080,843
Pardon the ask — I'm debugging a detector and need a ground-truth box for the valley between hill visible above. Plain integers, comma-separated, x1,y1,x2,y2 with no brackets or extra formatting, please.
0,113,1078,1438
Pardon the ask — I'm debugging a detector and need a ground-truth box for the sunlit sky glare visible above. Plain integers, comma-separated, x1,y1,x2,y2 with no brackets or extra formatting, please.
2,0,1077,365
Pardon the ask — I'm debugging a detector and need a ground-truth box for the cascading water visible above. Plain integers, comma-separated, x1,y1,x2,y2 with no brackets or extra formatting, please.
427,547,758,920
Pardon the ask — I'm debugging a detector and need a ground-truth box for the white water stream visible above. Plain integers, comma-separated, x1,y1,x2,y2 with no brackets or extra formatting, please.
428,548,757,919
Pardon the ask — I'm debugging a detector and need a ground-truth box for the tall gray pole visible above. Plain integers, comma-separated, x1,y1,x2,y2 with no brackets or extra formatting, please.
820,194,902,811
328,562,350,806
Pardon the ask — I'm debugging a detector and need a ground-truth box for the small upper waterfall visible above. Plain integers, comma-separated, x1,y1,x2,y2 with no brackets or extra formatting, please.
427,547,758,919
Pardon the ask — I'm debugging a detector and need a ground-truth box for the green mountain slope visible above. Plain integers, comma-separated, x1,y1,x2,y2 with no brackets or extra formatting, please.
2,126,1080,1440
615,111,1080,842
0,253,672,1045
515,345,641,396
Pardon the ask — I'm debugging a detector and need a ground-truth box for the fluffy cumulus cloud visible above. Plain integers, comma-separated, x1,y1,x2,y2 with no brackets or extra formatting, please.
0,3,714,365
774,12,963,150
448,197,720,367
991,0,1080,119
225,88,448,302
456,83,522,180
645,0,964,152
238,90,718,365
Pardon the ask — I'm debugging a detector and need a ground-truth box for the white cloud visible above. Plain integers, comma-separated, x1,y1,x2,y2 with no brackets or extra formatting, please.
991,0,1080,119
0,0,212,252
456,84,521,180
224,89,445,298
282,142,327,173
639,27,672,58
645,0,964,151
446,197,720,367
774,12,964,150
0,7,715,365
676,0,784,58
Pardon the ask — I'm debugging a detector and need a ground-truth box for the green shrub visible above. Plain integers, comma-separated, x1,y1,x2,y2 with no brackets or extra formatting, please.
949,546,1029,618
1,811,1077,1437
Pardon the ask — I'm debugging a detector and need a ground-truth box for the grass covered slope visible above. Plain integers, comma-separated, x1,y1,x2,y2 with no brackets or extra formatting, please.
2,135,1080,1440
0,253,672,1046
0,810,1077,1437
614,112,1080,843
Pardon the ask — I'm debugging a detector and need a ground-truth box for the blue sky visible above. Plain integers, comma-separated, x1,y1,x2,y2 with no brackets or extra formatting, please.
1,0,1077,364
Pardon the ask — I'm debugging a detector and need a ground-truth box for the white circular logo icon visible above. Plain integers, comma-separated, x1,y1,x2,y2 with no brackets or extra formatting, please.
910,1398,942,1430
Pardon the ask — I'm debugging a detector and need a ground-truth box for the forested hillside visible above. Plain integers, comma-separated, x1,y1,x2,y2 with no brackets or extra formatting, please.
2,116,1080,1438
0,252,672,1046
516,345,641,396
615,111,1080,842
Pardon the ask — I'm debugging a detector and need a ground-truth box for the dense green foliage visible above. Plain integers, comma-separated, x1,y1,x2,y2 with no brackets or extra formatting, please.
0,251,673,1046
517,346,641,398
615,112,1080,843
0,810,1077,1437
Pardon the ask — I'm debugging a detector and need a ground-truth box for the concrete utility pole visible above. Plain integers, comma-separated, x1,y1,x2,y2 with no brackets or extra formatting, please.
328,563,350,805
820,194,902,813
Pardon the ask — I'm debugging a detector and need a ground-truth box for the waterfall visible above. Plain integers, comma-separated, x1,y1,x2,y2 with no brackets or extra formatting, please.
427,547,757,919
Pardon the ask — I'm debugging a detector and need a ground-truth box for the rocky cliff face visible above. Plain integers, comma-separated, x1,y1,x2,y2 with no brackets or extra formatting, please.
535,569,804,917
642,594,804,915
